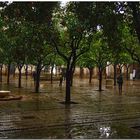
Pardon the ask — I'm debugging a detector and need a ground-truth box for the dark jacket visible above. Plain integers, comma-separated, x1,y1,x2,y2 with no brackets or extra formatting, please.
117,75,123,84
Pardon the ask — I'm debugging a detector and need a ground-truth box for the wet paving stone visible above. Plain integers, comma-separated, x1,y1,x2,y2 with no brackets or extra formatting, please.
0,76,140,138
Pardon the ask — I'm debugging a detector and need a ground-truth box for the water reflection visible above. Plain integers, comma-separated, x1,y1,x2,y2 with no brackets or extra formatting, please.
113,95,124,113
97,92,112,138
99,126,111,138
64,104,72,139
97,91,102,112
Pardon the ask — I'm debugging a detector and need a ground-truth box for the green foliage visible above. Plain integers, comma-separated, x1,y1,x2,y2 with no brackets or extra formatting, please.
91,31,112,69
0,2,59,70
127,2,140,43
68,2,97,31
51,6,92,64
0,22,15,65
78,31,111,70
0,1,139,74
3,2,59,24
121,23,140,63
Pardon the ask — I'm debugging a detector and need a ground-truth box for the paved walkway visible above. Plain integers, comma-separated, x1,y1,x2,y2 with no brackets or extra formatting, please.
0,76,140,138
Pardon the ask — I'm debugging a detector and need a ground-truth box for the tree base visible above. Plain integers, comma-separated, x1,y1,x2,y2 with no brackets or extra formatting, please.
15,86,23,88
59,101,79,105
94,89,104,92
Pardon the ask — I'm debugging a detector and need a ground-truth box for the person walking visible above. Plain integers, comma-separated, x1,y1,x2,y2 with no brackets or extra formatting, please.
117,74,123,94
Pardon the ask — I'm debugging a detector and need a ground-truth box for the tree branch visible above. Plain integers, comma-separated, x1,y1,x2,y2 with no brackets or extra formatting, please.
51,38,68,61
76,42,91,59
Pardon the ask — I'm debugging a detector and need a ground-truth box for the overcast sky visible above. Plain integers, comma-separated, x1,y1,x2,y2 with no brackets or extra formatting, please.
61,0,68,7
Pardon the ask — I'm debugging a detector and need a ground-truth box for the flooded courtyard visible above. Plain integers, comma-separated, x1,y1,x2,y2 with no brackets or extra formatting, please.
0,76,140,139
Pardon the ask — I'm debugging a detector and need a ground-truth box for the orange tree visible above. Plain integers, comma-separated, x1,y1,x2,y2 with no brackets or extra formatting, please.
50,5,93,104
80,31,111,91
0,21,15,84
2,2,58,92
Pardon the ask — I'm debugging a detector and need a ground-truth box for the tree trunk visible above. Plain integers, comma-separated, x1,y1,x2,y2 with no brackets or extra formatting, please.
0,65,2,82
5,67,7,76
98,68,103,91
65,70,71,104
31,66,33,75
126,67,129,80
35,63,41,93
18,67,22,88
113,64,117,86
119,66,122,74
89,68,93,83
70,66,75,86
25,65,28,80
80,67,84,79
56,66,58,75
50,65,54,84
7,64,11,84
13,66,16,78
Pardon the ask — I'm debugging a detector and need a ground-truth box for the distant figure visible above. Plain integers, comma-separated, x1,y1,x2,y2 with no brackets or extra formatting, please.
59,73,63,86
117,74,123,94
32,71,36,84
62,72,66,81
61,68,66,81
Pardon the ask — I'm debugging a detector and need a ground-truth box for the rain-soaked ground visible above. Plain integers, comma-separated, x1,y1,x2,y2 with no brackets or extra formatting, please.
0,75,140,139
